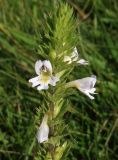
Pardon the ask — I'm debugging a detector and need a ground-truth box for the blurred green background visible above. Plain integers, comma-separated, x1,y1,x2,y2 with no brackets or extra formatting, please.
0,0,118,159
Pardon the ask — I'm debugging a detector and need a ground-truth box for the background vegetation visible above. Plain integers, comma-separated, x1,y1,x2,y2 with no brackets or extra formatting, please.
0,0,118,159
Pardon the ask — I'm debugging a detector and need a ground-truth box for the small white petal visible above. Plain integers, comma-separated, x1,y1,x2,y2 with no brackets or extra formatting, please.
64,56,72,64
50,76,59,86
32,81,40,87
71,47,78,61
43,60,52,73
91,75,96,87
89,88,96,94
37,85,44,91
35,60,43,75
79,88,95,100
42,84,49,90
77,59,88,65
37,84,49,90
37,115,49,143
29,76,39,83
84,91,95,100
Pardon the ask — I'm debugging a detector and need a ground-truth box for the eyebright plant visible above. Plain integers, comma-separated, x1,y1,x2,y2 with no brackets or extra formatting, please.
28,3,97,160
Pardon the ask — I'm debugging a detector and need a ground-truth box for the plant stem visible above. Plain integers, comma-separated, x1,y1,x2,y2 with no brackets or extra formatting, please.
49,101,55,160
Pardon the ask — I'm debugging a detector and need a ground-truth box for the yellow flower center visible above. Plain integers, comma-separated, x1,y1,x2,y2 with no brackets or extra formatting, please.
40,71,51,83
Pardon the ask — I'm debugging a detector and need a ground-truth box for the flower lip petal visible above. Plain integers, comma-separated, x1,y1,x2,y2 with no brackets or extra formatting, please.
36,83,49,90
77,59,89,65
35,60,43,75
42,84,49,90
29,76,39,83
85,92,95,100
49,76,59,86
37,85,44,91
79,88,95,100
32,81,40,87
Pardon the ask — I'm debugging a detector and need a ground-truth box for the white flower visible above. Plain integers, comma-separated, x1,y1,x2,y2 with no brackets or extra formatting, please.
67,75,97,100
29,60,59,90
64,47,88,65
37,114,49,143
77,59,88,65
